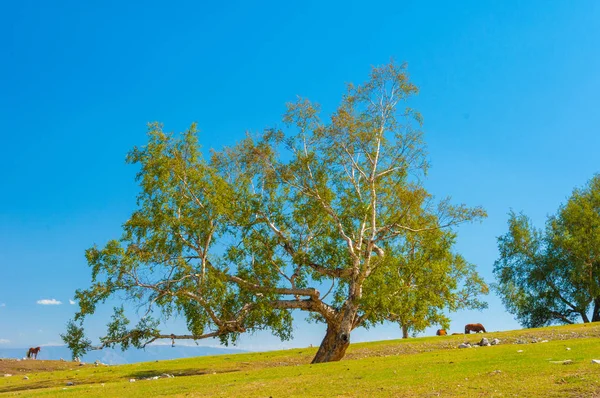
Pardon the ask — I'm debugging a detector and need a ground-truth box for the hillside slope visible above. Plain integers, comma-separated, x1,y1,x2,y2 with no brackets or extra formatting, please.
0,345,246,365
1,323,599,397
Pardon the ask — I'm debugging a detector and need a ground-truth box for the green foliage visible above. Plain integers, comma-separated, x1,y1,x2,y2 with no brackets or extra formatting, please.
98,307,161,351
60,320,92,360
363,223,488,336
494,175,600,327
67,61,486,361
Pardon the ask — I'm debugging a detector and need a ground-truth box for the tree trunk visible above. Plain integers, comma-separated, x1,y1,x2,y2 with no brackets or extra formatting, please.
402,324,409,339
592,297,600,322
581,312,590,323
311,322,351,364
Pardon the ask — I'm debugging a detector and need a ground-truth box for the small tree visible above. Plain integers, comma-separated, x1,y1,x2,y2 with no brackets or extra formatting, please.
375,226,488,338
64,62,486,363
494,175,600,327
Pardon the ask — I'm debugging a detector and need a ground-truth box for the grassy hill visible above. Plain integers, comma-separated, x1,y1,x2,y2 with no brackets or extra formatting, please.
0,345,247,365
1,323,600,397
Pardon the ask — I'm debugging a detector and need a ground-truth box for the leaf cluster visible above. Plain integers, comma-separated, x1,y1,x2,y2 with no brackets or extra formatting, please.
494,175,600,327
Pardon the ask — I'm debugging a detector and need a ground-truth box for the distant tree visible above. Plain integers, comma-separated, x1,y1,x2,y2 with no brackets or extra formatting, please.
365,222,488,338
61,321,91,360
494,175,600,327
63,62,486,363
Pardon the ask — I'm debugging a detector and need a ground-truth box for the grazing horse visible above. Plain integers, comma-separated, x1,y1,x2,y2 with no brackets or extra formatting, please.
436,329,447,336
26,347,41,359
464,323,486,334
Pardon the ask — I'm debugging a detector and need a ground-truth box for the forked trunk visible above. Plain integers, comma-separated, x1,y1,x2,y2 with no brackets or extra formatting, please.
311,322,351,364
581,312,590,323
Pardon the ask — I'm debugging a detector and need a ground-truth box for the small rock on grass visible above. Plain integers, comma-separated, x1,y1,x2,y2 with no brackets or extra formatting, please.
591,359,600,364
23,376,29,380
458,343,471,349
550,360,573,365
491,338,501,345
66,382,74,386
517,350,524,353
129,379,136,383
3,374,12,377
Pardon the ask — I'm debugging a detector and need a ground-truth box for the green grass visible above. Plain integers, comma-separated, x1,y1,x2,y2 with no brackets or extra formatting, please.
2,323,600,397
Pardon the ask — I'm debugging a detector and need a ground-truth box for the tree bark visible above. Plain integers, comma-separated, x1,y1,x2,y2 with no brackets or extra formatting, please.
311,321,352,364
592,297,600,322
402,324,409,339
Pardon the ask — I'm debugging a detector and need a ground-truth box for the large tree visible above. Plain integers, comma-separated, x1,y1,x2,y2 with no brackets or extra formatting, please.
494,175,600,327
63,62,487,363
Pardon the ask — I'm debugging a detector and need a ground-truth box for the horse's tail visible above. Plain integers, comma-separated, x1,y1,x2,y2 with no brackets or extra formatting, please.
26,349,31,359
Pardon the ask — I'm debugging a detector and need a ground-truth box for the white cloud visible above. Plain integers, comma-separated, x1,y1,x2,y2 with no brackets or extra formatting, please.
0,339,10,344
37,299,62,305
69,299,76,305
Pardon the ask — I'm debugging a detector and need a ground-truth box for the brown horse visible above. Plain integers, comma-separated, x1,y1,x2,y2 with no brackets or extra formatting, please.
464,323,486,334
436,329,447,336
26,347,41,359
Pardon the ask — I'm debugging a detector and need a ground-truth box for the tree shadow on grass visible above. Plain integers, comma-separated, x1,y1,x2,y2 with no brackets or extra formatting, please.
0,369,243,394
0,378,83,394
126,368,240,379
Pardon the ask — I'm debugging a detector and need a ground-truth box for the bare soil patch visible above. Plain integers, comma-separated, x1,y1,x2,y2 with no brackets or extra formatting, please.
0,359,86,375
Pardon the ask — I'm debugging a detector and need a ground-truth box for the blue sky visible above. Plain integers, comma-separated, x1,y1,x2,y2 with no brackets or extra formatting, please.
1,0,599,351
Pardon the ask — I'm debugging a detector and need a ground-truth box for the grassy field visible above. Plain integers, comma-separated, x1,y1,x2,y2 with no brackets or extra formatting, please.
1,323,600,397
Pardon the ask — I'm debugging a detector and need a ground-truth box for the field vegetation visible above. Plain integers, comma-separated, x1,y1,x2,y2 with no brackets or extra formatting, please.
2,323,600,397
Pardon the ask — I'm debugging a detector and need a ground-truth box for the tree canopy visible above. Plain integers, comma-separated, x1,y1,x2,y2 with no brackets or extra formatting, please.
494,175,600,327
376,226,488,338
63,62,487,363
